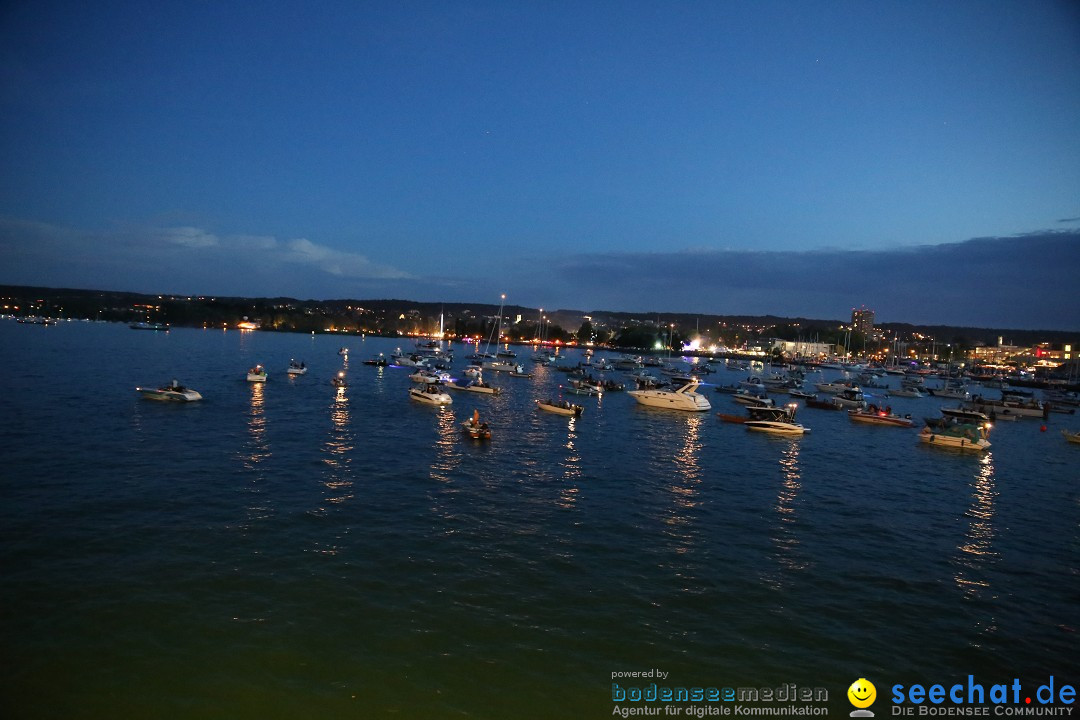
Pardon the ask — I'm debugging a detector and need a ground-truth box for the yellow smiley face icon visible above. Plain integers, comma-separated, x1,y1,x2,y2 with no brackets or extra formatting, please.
848,678,876,708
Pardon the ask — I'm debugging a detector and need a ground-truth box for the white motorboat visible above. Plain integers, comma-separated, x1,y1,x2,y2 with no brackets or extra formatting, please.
890,386,925,398
814,381,857,394
445,378,501,394
137,380,202,402
287,359,307,375
483,359,522,373
409,369,450,384
247,365,268,383
537,399,584,417
744,404,809,435
832,387,866,408
409,383,452,405
732,390,774,407
1062,429,1080,444
627,377,712,412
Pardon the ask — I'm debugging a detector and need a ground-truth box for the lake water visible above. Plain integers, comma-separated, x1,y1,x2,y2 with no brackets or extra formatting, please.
1,321,1076,718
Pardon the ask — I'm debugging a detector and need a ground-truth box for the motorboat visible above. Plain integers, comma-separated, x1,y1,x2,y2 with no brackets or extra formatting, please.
940,406,991,423
287,359,307,375
462,410,492,440
832,387,866,408
627,377,712,412
409,369,450,384
445,378,500,394
789,389,815,400
732,391,774,407
805,396,843,410
537,399,584,417
137,380,202,402
717,413,750,424
963,392,1045,418
331,371,347,388
483,359,522,373
815,381,856,394
509,369,533,378
363,354,388,367
919,418,992,452
744,404,809,435
247,365,268,383
848,406,915,428
1062,429,1080,444
129,321,168,331
409,383,452,405
890,386,925,398
462,364,483,378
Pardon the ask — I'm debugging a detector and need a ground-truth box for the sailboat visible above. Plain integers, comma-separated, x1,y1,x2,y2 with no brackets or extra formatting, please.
483,294,518,372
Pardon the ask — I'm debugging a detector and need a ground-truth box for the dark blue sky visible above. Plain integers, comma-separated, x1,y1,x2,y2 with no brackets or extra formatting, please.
2,1,1078,329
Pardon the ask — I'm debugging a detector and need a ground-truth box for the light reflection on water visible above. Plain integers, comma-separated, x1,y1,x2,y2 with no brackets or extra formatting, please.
556,416,581,510
320,386,355,508
763,438,809,590
954,452,999,605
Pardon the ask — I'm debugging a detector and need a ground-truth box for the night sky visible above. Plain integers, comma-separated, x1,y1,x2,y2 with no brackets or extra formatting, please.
2,1,1078,329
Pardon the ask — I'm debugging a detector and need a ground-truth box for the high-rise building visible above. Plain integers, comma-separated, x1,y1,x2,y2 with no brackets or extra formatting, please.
851,306,875,335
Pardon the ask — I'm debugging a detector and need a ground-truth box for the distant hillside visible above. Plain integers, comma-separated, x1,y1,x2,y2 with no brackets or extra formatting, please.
1,284,1074,348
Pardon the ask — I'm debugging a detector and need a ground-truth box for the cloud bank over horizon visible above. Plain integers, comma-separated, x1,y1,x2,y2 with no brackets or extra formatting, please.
1,217,1077,331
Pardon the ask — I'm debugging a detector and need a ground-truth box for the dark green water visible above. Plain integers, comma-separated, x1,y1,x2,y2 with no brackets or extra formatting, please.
1,321,1076,718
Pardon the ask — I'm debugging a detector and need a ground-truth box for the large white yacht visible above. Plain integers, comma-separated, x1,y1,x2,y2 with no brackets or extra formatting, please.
627,377,711,412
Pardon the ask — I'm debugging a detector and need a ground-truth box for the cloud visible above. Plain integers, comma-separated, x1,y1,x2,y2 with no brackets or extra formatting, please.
498,232,1080,331
0,217,413,296
1058,217,1080,223
157,226,219,248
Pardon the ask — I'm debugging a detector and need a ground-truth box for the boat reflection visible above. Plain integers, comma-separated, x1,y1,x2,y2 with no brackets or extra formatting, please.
556,416,581,509
663,414,704,559
243,380,270,469
430,405,461,484
953,452,999,603
763,438,809,590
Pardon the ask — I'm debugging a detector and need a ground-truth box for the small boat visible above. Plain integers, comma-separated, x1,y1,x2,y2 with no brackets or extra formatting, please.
889,386,925,398
537,399,584,417
805,396,843,410
940,406,991,423
789,389,815,400
363,354,388,367
287,359,307,375
832,387,866,408
247,365,268,383
409,369,450,384
717,413,750,424
744,404,810,435
338,347,349,356
331,371,347,388
509,370,533,378
462,410,492,440
1062,429,1080,444
732,391,773,407
483,360,523,373
445,378,501,394
129,321,168,331
919,418,992,452
137,380,202,402
848,406,915,428
627,377,712,412
409,383,452,405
